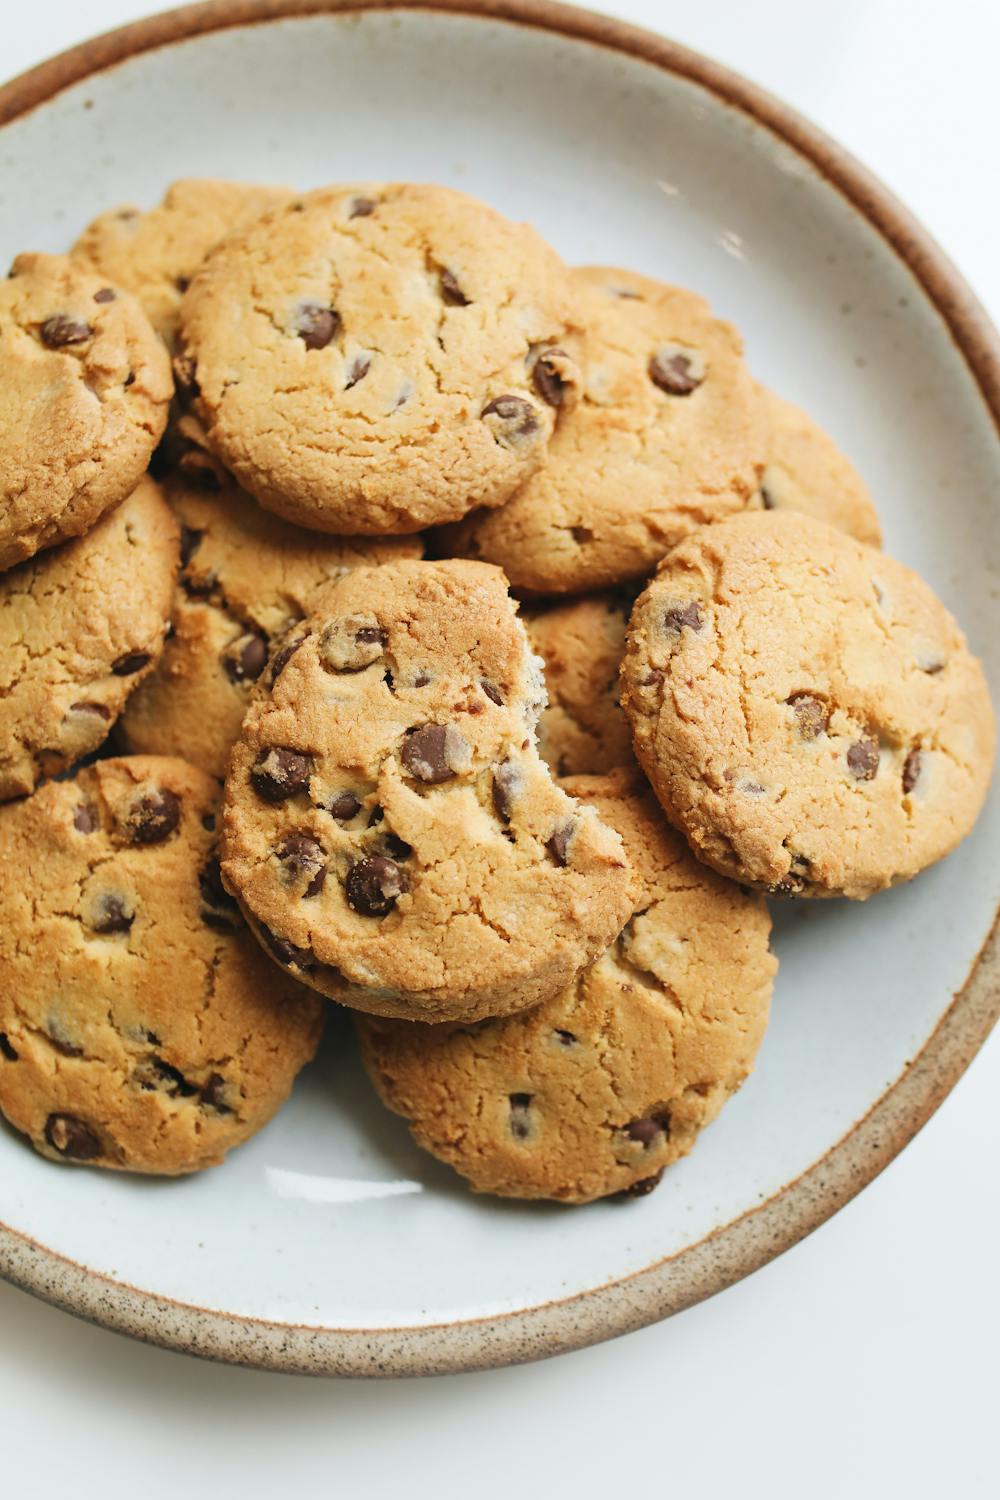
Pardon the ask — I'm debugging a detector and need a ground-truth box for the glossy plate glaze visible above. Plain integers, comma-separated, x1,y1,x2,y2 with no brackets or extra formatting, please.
0,0,997,1376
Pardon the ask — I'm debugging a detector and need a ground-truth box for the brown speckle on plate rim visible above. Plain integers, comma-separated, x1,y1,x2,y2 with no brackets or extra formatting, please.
0,0,997,1378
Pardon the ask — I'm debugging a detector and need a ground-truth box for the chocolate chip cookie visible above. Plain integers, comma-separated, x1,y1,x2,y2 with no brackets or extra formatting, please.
119,475,423,779
621,511,995,898
524,591,634,776
0,476,178,801
221,560,633,1022
0,253,173,572
356,767,775,1202
0,756,324,1174
751,387,882,545
72,178,290,346
177,183,581,534
440,265,766,592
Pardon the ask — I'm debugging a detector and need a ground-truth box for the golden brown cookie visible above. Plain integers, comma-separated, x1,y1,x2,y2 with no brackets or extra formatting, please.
0,253,172,571
72,178,290,346
119,476,423,779
220,560,633,1022
524,591,634,776
0,476,178,801
357,768,775,1203
0,757,324,1175
622,511,995,898
177,183,581,534
440,265,766,592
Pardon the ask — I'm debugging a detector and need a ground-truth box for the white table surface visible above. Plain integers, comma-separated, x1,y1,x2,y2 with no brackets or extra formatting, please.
1,3,997,1495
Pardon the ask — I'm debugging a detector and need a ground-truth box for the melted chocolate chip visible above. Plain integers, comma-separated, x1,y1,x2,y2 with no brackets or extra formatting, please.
327,791,361,822
319,617,387,672
93,287,116,304
223,632,269,684
492,761,519,823
0,1034,17,1061
480,679,504,706
345,352,371,389
649,346,703,395
902,747,923,794
263,928,315,969
788,693,829,740
532,348,570,407
128,788,181,845
440,267,470,306
847,737,880,781
346,856,406,916
73,802,99,833
40,315,92,349
663,601,703,634
251,747,313,803
111,651,151,676
295,302,341,350
547,822,575,866
90,892,134,934
45,1113,101,1160
481,394,540,447
401,724,459,784
621,1168,665,1199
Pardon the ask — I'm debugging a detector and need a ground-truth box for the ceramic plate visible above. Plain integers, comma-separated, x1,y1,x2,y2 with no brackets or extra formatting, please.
0,0,997,1377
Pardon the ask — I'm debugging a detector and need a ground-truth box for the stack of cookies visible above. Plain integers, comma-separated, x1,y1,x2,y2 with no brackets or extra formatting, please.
0,180,992,1202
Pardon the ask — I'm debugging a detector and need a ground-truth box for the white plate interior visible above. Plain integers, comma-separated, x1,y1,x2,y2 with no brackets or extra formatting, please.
1,9,997,1330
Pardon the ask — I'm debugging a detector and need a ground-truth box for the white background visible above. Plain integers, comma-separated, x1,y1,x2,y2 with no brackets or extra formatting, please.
1,3,997,1495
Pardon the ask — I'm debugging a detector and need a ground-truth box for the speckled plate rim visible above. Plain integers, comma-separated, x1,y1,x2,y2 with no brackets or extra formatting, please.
0,0,997,1379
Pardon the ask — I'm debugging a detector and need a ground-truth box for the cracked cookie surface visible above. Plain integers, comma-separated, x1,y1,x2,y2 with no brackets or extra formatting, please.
72,178,290,347
178,183,581,534
524,591,634,776
440,265,766,592
220,559,633,1022
356,767,775,1203
119,475,423,779
621,511,995,898
749,387,882,545
0,476,178,801
0,756,324,1174
0,253,173,571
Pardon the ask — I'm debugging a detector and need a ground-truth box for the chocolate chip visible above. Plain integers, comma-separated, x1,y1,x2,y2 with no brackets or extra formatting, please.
128,788,181,844
621,1169,665,1199
788,693,829,740
201,813,216,831
383,670,395,694
492,761,519,823
554,1029,576,1047
625,1112,669,1146
223,632,269,683
345,352,371,389
275,832,327,897
199,1073,232,1114
368,805,384,827
481,394,540,448
175,276,190,293
136,1057,197,1098
67,701,110,721
401,724,459,784
198,857,239,929
179,525,203,565
547,822,575,866
111,651,151,676
251,747,313,803
381,832,412,862
90,892,134,934
649,345,704,395
480,679,504,706
663,601,703,634
263,928,315,969
93,287,116,304
73,802,98,833
348,195,377,218
327,791,361,822
40,315,92,349
902,747,923,794
346,856,406,916
439,267,470,306
760,485,777,510
847,737,880,781
532,348,570,407
269,632,305,683
45,1114,101,1160
0,1034,17,1061
319,617,386,672
124,370,136,388
295,302,341,351
509,1093,533,1140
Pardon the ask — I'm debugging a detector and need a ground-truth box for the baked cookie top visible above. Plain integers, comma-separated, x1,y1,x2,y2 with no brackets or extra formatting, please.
0,252,173,570
524,591,634,777
221,559,633,1022
357,767,775,1203
751,387,882,546
120,475,423,779
440,265,766,592
177,183,581,533
0,756,324,1175
72,178,290,345
622,510,995,898
0,475,178,801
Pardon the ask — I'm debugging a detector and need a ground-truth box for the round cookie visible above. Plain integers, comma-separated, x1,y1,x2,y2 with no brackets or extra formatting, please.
356,767,775,1203
72,178,290,346
0,253,173,572
621,510,995,899
750,387,882,546
177,183,581,534
439,265,766,592
524,591,634,776
119,476,423,779
0,476,178,801
221,559,634,1022
0,756,324,1174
